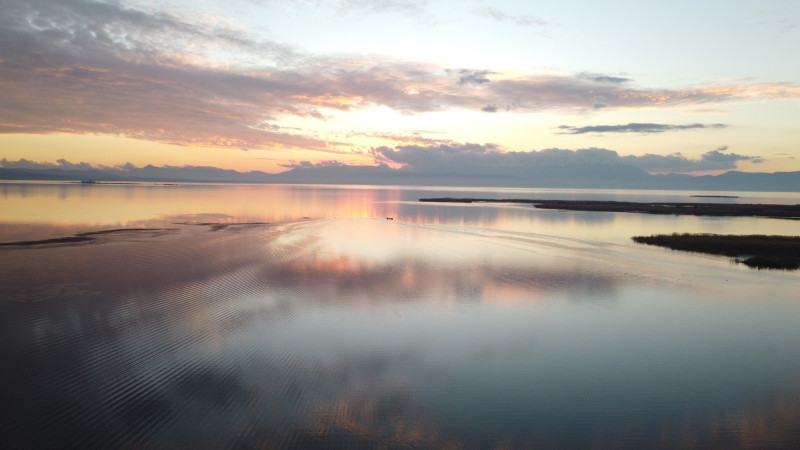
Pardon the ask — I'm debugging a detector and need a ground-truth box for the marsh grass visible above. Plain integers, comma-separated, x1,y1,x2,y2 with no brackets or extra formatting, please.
632,233,800,270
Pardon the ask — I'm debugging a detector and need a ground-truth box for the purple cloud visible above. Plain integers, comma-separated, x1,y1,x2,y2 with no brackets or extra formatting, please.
0,0,797,153
374,144,760,175
557,123,727,135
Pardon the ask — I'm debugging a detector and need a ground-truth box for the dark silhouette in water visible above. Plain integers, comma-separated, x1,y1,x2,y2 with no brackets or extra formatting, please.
632,233,800,270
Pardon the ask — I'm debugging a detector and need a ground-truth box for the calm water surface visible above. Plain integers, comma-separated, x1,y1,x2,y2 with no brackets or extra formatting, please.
1,182,800,448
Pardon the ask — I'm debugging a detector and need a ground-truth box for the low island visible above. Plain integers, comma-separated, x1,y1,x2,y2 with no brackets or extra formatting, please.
632,234,800,270
418,198,800,219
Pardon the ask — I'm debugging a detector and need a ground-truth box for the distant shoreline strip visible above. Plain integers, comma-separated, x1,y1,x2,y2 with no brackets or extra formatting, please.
418,198,800,219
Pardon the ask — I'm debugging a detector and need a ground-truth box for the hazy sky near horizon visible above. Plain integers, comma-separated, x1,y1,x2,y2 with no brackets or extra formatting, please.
0,0,798,175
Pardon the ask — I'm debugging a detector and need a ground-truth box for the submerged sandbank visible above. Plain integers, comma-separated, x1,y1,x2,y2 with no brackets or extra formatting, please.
0,222,273,247
0,228,179,247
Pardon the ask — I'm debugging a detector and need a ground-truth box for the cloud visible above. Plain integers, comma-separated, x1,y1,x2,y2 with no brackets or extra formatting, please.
372,145,623,177
0,157,105,170
621,149,759,173
700,149,753,164
454,69,493,86
11,142,751,178
372,144,760,175
483,77,799,112
578,73,631,84
687,108,730,115
557,123,727,135
1,0,798,154
278,160,346,169
0,0,333,149
335,0,426,16
477,7,547,27
347,131,453,146
0,141,765,181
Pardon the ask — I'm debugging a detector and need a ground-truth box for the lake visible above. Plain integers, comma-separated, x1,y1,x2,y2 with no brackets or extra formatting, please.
2,182,800,448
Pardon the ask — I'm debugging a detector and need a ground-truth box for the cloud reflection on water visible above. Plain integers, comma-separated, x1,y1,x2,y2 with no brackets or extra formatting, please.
2,217,800,447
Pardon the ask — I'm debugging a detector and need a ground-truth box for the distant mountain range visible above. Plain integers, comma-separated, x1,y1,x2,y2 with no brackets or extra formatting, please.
2,163,800,192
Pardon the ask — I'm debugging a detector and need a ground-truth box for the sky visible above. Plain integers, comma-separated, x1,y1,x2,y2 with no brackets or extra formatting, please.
0,0,799,176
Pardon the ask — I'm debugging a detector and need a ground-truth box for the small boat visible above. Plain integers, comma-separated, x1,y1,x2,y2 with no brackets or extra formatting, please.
80,179,97,184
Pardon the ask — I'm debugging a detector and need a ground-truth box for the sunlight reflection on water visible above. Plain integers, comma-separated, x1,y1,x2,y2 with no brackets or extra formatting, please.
1,184,800,447
2,181,800,241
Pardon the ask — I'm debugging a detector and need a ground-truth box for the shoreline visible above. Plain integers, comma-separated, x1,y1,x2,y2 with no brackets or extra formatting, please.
419,198,800,219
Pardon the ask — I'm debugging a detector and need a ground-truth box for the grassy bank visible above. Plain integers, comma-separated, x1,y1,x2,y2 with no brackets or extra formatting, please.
632,234,800,270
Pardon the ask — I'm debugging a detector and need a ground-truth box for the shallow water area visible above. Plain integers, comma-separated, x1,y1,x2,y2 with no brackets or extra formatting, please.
2,183,800,448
